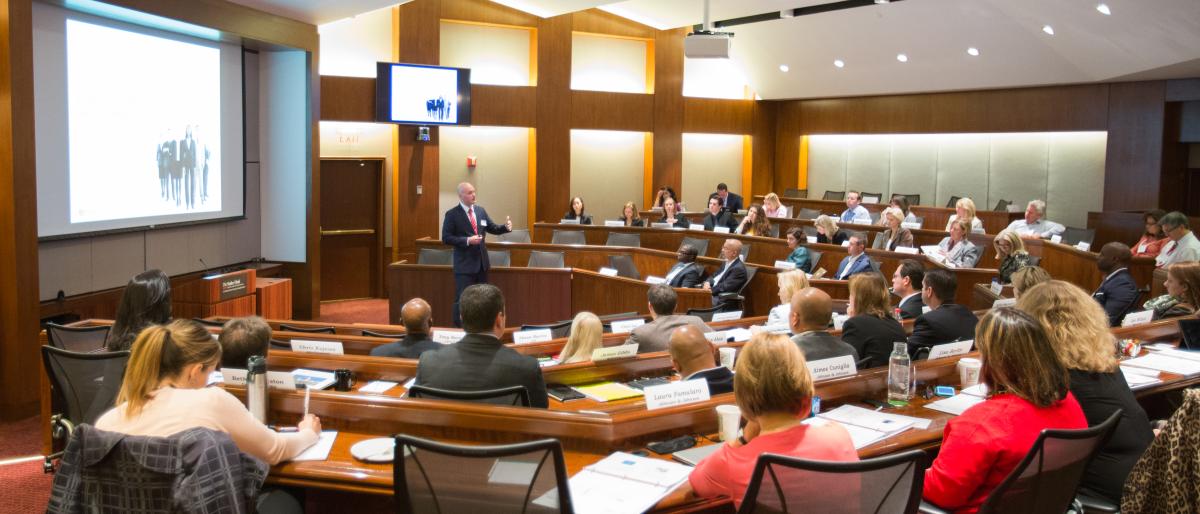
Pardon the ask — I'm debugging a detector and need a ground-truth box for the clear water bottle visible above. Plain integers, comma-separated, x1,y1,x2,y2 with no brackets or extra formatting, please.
887,342,912,406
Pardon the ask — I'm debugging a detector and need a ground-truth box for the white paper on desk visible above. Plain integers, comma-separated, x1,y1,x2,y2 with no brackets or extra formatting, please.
1147,347,1200,362
960,384,990,397
291,431,338,462
1122,353,1200,376
704,331,729,343
819,405,921,434
489,458,541,485
841,240,851,247
604,220,625,227
925,393,987,416
645,275,667,285
920,245,942,256
536,452,692,514
802,417,886,450
895,246,920,255
992,298,1017,309
725,328,753,342
1120,367,1162,390
291,369,335,390
775,260,797,270
358,381,398,394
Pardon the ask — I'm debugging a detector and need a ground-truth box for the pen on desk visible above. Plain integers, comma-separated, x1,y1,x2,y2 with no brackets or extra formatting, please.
875,406,883,412
304,384,310,417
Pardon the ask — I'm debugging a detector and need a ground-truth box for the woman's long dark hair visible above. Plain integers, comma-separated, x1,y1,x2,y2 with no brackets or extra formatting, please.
1144,209,1167,239
107,269,172,351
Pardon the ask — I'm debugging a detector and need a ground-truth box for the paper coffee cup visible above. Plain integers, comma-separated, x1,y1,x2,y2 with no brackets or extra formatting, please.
958,357,982,388
719,347,737,370
716,404,741,441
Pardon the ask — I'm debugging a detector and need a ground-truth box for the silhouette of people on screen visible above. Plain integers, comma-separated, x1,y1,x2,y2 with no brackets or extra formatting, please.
153,124,212,209
181,126,197,209
157,130,172,199
425,96,453,121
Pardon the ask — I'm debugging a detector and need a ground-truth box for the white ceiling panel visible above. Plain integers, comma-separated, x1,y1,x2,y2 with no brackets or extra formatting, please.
227,0,409,25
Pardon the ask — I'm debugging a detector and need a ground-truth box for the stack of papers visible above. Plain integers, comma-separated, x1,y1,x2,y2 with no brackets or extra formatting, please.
1122,353,1200,376
1120,366,1163,390
809,405,930,449
537,452,692,514
571,382,644,402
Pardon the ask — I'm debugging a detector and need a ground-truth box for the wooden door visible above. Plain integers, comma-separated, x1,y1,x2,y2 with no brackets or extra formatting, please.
320,158,384,301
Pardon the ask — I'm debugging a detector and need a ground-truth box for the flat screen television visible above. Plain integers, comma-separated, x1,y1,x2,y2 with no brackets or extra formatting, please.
375,62,471,126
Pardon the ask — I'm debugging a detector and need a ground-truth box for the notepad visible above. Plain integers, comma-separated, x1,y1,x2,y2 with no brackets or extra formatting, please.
291,431,338,462
1120,366,1163,390
924,393,987,416
536,452,692,514
358,381,398,394
571,382,644,402
1122,353,1200,376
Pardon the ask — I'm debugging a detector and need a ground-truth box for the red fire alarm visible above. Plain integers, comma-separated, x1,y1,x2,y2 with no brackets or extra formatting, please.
466,155,478,168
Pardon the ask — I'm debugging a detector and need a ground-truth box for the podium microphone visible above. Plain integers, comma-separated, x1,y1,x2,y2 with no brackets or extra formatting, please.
199,258,215,278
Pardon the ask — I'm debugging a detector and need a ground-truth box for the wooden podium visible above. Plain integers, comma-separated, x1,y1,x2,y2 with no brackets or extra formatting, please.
173,269,258,319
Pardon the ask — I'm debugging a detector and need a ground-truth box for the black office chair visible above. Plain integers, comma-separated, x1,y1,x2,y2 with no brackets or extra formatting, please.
394,434,573,514
893,193,920,206
550,230,586,245
868,212,881,225
1060,227,1096,247
527,251,565,269
360,329,405,338
45,323,111,353
784,188,807,199
191,318,227,328
268,339,292,351
919,411,1122,514
417,247,453,265
807,249,823,271
717,266,757,313
802,225,819,239
768,224,780,238
686,306,723,322
487,249,512,267
603,231,640,247
279,323,336,334
994,199,1012,212
680,237,710,257
823,191,846,201
855,355,873,369
740,449,926,514
796,208,821,220
946,196,962,208
520,320,573,339
871,232,887,250
407,385,531,407
496,229,531,243
861,192,883,204
597,312,641,323
739,244,752,261
41,346,130,472
607,254,640,280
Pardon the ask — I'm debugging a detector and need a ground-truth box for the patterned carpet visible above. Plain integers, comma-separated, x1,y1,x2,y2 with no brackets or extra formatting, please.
0,416,53,512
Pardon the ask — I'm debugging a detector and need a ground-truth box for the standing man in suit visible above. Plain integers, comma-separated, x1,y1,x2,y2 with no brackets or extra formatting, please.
908,269,979,356
702,196,738,232
1093,242,1139,326
665,244,703,288
789,288,859,361
627,284,712,353
703,239,748,307
840,191,872,225
157,133,170,200
892,259,925,320
414,284,548,408
442,182,512,326
835,234,873,280
370,298,441,359
712,183,743,214
181,126,197,209
669,325,733,395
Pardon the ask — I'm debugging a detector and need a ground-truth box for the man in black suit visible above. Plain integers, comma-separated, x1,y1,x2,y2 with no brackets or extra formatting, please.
712,182,743,214
669,325,733,395
701,196,737,232
665,245,703,288
702,239,748,307
414,284,548,408
908,268,978,357
892,259,925,320
1093,242,1139,326
442,182,512,326
789,288,859,361
370,298,440,359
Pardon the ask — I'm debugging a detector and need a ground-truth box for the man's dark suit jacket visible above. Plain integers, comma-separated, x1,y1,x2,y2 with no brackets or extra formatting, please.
706,259,748,296
441,204,511,275
713,192,744,213
1094,268,1139,327
702,212,737,232
897,293,924,320
686,367,734,395
369,334,441,359
666,262,703,288
907,303,979,356
414,333,549,408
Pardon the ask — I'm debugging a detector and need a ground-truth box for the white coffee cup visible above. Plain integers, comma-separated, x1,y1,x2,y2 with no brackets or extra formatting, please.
716,404,741,441
719,347,737,370
958,357,982,388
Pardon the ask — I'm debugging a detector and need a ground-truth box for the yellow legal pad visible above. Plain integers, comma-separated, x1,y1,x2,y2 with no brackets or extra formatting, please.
571,382,645,402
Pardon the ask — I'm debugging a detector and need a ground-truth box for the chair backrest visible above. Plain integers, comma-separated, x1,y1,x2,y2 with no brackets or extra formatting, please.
496,229,531,243
528,251,565,269
784,188,807,198
861,192,882,204
45,323,112,353
520,320,573,339
869,259,882,274
686,306,722,322
360,329,405,338
487,249,512,267
550,230,586,245
977,410,1123,514
680,237,710,256
802,225,819,239
994,199,1012,212
893,193,920,206
739,244,752,261
279,323,336,334
605,232,641,247
417,247,453,265
598,312,641,322
768,224,780,238
868,212,881,225
394,434,573,514
1059,227,1095,247
823,190,846,201
607,254,640,280
739,266,758,295
855,356,873,369
945,195,962,208
191,318,227,328
407,384,531,407
871,232,886,249
808,249,823,270
41,346,130,426
796,208,821,220
269,339,292,351
739,449,926,514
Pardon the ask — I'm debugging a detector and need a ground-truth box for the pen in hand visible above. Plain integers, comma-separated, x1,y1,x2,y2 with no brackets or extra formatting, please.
304,384,310,418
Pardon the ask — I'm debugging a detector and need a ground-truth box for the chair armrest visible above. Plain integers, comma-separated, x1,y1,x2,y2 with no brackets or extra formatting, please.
1076,492,1120,513
918,500,950,514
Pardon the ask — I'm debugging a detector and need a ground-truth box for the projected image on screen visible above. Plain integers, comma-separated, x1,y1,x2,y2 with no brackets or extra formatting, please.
389,65,460,125
67,19,222,223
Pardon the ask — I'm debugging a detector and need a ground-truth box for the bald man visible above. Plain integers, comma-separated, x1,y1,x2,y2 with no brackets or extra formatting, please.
669,325,734,395
788,288,858,361
443,182,512,326
702,239,748,307
370,298,441,359
1094,242,1139,326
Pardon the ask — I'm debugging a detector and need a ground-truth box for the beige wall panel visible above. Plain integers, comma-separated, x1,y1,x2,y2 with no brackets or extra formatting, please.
935,134,990,209
571,33,646,94
988,133,1049,215
806,136,848,201
844,136,892,202
146,227,193,277
320,122,394,246
1046,132,1107,227
187,224,228,273
889,136,939,207
38,238,92,301
91,232,148,292
439,126,529,229
440,22,531,86
226,163,262,264
572,129,645,222
318,6,393,78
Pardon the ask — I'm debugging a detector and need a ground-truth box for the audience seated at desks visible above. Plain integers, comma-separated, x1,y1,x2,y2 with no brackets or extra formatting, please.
892,260,926,320
413,284,549,408
369,298,440,359
711,182,743,214
651,185,678,210
1010,266,1051,299
1005,199,1065,239
665,244,704,288
834,233,871,280
814,214,850,246
1017,281,1153,504
106,269,172,352
908,269,979,356
658,197,689,229
841,273,907,369
1092,243,1140,326
923,308,1087,513
936,219,982,268
761,193,787,218
617,201,644,227
562,196,592,225
558,312,602,364
788,288,858,361
944,197,985,234
767,270,809,327
702,239,749,306
628,284,712,353
783,228,812,273
880,195,917,226
668,325,733,395
874,207,914,251
218,316,271,369
1145,261,1200,321
1154,211,1200,268
839,191,871,225
735,205,771,237
1131,209,1167,258
702,196,738,232
993,230,1034,284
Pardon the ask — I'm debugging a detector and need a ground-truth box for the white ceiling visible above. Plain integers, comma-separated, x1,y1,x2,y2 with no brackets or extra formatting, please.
230,0,1200,100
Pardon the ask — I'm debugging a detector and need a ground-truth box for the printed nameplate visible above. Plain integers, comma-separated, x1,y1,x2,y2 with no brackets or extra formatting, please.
712,311,742,322
609,319,646,334
267,371,296,390
559,219,580,225
513,329,553,345
221,369,247,386
432,330,467,344
1050,235,1063,244
714,227,731,234
807,236,818,244
704,331,729,343
645,276,667,285
598,267,619,276
291,339,345,355
1076,241,1091,252
928,340,974,360
992,298,1017,309
841,240,851,247
807,355,857,381
645,380,711,410
689,224,705,231
895,246,919,255
901,222,922,230
1122,310,1154,327
592,344,638,361
774,260,796,270
604,220,624,227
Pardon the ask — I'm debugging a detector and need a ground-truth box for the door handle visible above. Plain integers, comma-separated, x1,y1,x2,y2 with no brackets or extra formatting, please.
320,229,375,236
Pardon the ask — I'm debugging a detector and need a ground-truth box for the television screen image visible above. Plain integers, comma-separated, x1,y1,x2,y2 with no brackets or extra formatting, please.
375,62,471,126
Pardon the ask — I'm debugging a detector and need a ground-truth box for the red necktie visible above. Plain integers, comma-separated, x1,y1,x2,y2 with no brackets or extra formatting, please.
468,208,478,235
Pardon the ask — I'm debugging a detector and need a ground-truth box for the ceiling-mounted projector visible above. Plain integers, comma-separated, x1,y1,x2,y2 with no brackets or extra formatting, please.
685,31,733,59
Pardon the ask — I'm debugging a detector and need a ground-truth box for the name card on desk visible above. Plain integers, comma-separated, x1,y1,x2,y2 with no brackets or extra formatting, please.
841,240,851,247
1076,241,1091,252
651,222,672,229
992,298,1017,309
598,267,619,276
714,226,731,234
775,260,797,270
901,222,922,230
609,319,646,334
990,281,1003,295
221,369,247,386
712,311,742,322
604,220,625,227
1050,235,1063,244
645,276,667,284
592,344,638,361
928,340,974,360
689,224,705,231
1122,310,1154,327
645,380,711,410
807,236,818,244
268,371,296,390
559,218,580,225
432,330,466,344
514,329,553,345
291,339,345,355
705,331,729,343
807,355,857,381
895,246,919,255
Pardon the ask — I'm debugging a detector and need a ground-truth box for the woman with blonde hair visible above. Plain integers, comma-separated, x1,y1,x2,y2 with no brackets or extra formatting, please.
935,219,981,268
1010,266,1051,298
767,270,810,326
762,193,788,218
96,319,321,465
945,197,984,234
814,215,848,246
557,311,603,364
993,229,1033,283
874,207,914,251
686,332,858,508
1016,281,1152,504
618,201,644,227
841,273,906,368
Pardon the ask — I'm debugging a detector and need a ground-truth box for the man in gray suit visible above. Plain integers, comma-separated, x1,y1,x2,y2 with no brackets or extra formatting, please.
414,284,548,408
628,284,713,353
789,288,859,361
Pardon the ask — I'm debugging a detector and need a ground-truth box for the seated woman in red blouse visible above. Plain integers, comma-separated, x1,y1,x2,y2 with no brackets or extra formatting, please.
923,308,1087,513
684,332,858,508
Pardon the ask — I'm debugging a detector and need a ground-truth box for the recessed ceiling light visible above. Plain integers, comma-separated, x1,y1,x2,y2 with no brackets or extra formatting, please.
1096,3,1111,15
779,64,790,72
1042,24,1055,35
967,47,980,56
896,53,908,63
833,59,845,68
